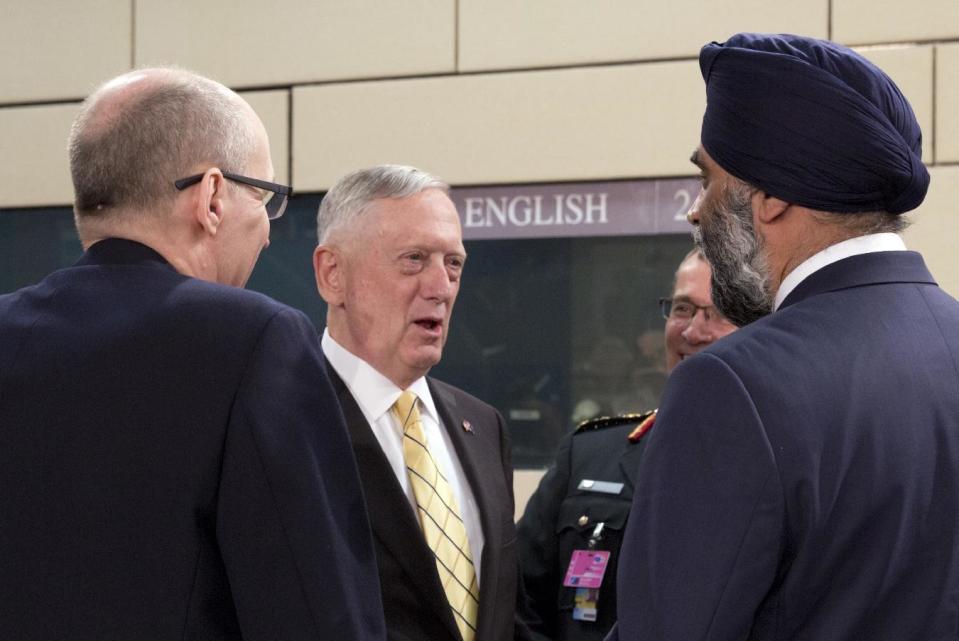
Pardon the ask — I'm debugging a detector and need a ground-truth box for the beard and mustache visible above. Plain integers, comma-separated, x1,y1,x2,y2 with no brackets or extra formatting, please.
692,182,774,327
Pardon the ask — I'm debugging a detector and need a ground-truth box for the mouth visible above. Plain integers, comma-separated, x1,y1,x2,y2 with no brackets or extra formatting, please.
413,318,444,335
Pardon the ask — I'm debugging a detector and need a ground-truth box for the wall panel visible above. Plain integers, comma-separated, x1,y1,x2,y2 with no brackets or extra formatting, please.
135,0,455,88
0,104,78,208
834,0,959,44
293,61,704,191
0,1,131,103
459,0,828,71
904,165,959,299
936,44,959,163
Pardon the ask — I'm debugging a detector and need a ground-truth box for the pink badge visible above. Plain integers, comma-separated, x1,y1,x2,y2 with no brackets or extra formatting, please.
562,550,611,589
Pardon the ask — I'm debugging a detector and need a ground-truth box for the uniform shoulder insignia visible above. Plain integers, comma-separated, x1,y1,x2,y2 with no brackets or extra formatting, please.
627,409,657,443
574,410,656,435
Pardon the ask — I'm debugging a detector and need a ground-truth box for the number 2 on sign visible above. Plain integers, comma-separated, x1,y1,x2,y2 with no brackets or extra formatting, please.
673,189,692,221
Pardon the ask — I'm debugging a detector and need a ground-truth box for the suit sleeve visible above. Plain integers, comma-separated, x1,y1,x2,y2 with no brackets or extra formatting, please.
615,353,784,641
487,408,538,641
515,432,574,641
215,308,386,641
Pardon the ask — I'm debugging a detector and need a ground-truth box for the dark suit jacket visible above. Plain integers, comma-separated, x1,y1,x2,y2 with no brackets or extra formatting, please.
0,238,385,641
610,251,959,640
327,366,524,641
518,414,652,641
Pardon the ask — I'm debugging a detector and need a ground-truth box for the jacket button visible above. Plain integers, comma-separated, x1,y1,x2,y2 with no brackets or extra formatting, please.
578,515,589,527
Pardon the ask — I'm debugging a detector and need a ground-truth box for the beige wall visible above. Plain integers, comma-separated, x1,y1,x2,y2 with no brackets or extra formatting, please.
1,1,132,103
458,1,829,71
514,470,546,521
293,61,703,191
2,2,958,509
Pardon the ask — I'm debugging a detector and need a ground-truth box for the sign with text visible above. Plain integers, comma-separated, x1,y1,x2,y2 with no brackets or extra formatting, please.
450,177,699,240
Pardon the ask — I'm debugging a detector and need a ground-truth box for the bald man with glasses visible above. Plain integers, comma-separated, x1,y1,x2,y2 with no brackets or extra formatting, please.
0,68,384,641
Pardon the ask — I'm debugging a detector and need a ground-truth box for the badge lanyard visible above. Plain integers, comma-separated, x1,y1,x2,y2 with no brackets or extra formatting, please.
562,522,610,622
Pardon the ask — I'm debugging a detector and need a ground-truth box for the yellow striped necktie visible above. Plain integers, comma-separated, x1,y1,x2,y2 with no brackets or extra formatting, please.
392,390,479,641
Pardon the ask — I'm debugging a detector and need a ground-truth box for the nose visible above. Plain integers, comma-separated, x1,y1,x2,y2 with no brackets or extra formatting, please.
421,258,454,302
687,190,704,225
681,308,715,345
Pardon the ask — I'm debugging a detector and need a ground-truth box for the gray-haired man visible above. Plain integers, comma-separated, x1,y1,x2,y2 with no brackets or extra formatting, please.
313,164,529,641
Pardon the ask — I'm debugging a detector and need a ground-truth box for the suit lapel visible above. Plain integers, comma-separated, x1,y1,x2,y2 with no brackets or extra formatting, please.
326,364,461,640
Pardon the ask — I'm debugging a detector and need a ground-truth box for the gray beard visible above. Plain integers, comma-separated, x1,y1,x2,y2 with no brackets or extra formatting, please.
692,185,773,327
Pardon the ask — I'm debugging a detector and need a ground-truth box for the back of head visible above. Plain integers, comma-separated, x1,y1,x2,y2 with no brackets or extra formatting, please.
316,164,449,244
699,33,928,216
69,68,256,219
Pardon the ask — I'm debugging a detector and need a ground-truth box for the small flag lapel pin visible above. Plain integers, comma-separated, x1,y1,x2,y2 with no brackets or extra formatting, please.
462,419,474,434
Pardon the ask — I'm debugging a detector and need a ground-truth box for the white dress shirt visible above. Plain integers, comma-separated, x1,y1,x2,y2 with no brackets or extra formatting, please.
774,232,907,311
322,330,484,583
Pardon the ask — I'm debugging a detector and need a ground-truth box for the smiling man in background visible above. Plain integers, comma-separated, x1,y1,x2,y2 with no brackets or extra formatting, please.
516,248,736,641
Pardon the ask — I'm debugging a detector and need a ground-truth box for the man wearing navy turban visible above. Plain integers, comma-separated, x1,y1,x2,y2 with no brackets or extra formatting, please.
610,34,959,641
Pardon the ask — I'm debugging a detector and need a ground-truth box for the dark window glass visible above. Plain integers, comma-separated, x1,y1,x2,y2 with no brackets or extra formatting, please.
1,197,691,468
0,207,82,293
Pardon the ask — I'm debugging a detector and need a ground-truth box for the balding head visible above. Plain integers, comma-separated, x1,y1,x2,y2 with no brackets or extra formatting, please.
69,68,257,220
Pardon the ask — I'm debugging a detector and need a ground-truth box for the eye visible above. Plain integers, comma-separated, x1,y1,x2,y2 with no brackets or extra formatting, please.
398,252,425,273
672,302,695,318
240,183,269,204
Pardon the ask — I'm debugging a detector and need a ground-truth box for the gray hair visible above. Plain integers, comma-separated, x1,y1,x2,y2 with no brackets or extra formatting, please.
69,68,257,217
316,164,450,243
812,209,909,235
693,180,772,326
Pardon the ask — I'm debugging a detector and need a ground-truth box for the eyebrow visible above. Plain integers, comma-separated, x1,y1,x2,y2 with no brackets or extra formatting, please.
689,149,704,170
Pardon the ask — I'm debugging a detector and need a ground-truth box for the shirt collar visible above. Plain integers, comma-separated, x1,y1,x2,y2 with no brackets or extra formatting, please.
774,233,906,310
321,329,438,425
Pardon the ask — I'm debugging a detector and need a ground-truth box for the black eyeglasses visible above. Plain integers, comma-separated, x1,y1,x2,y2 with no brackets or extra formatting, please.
659,297,724,322
174,171,292,220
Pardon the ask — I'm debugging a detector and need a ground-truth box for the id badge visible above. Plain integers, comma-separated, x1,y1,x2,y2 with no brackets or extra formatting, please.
572,587,599,621
562,549,610,589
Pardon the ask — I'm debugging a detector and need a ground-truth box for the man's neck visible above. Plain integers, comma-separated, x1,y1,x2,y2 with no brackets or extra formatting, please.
761,206,868,298
773,232,906,309
79,214,213,281
323,325,424,390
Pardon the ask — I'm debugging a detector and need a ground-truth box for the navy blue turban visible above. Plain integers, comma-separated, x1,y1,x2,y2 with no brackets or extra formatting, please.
700,33,929,215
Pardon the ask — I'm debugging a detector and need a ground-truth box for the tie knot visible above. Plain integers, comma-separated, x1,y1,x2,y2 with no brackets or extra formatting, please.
392,390,420,430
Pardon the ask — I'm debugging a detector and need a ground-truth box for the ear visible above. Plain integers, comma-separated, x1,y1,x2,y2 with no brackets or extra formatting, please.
752,189,790,224
191,168,228,236
313,245,345,306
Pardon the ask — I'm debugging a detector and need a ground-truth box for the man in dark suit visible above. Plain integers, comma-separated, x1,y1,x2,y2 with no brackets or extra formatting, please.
610,34,959,641
517,249,737,641
0,68,385,641
312,165,526,641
